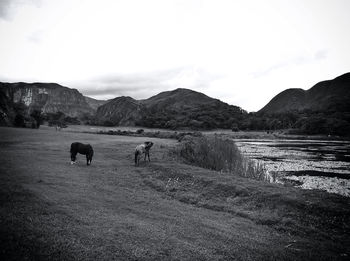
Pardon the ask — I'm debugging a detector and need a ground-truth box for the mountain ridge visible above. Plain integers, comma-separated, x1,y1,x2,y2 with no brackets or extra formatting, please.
259,73,350,114
94,88,246,129
1,72,349,132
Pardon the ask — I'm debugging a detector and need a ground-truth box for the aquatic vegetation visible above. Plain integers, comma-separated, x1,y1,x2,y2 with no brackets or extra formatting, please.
235,139,350,196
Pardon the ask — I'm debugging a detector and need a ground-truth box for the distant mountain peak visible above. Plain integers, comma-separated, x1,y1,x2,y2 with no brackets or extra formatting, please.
259,73,350,114
94,87,245,128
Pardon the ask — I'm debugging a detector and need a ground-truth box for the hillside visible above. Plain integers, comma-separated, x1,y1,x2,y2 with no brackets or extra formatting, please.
0,83,247,130
249,73,350,136
259,73,350,114
0,82,102,126
84,96,107,111
95,96,143,126
142,88,218,109
95,88,247,129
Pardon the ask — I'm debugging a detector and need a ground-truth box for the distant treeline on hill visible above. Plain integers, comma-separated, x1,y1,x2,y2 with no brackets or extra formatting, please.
247,111,350,136
3,103,350,137
134,102,246,130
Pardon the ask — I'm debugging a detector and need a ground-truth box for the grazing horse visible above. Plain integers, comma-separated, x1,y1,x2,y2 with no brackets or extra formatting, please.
70,142,94,165
135,141,154,166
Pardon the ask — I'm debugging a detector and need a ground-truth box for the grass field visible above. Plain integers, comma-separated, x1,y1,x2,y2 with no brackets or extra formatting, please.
0,126,349,260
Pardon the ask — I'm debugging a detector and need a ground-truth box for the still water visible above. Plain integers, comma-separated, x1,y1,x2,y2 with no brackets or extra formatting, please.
235,139,350,197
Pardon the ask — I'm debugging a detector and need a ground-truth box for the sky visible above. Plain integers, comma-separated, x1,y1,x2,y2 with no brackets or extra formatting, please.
0,0,349,112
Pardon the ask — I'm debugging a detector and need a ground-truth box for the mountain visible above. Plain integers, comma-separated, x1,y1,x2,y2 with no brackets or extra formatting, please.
95,88,247,129
95,96,143,126
84,96,107,111
141,88,219,109
259,73,350,114
0,82,96,116
0,82,105,126
253,73,350,136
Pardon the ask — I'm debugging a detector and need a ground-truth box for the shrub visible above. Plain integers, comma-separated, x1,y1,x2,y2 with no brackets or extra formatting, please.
30,109,42,128
14,114,25,127
171,135,267,181
64,116,80,125
136,129,144,134
103,120,115,127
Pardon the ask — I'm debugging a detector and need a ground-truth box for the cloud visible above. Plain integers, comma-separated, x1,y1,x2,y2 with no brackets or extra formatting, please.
251,61,289,79
0,0,41,20
71,66,221,100
27,29,45,43
251,50,329,78
314,49,328,60
0,0,14,19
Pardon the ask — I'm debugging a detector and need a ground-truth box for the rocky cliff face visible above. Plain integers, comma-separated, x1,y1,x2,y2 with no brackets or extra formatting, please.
0,89,13,126
0,82,95,117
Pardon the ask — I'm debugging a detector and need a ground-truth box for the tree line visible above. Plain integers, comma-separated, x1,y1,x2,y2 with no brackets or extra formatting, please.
6,101,350,137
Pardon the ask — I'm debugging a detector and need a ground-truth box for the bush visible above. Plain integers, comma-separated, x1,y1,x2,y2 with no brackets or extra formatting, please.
232,126,239,132
171,135,267,180
64,116,80,125
30,109,42,128
14,114,25,127
136,129,144,134
103,120,115,127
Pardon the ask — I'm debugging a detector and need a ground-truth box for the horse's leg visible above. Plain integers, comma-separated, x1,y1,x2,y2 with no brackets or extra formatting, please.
71,152,77,164
89,155,92,165
86,153,92,165
148,151,151,162
135,151,140,166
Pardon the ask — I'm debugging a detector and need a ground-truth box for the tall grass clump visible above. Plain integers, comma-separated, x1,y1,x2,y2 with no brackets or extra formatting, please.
172,135,267,181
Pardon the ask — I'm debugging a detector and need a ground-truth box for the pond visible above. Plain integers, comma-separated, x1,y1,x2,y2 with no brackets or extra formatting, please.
234,139,350,197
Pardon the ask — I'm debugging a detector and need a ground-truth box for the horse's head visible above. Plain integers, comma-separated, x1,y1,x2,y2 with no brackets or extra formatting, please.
71,153,77,164
144,141,154,150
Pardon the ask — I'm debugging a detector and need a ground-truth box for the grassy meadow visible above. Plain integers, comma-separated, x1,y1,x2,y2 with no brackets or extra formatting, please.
0,126,349,260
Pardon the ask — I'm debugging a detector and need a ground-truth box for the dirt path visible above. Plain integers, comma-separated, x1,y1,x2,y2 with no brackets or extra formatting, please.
0,127,349,260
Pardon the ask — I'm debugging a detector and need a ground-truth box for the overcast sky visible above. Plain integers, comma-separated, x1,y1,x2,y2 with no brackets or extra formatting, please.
0,0,349,112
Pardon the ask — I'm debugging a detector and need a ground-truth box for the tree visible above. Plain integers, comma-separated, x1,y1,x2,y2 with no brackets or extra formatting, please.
14,114,25,127
30,109,42,128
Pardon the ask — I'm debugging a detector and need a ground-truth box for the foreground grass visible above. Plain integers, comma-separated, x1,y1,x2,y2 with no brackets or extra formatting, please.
0,127,349,260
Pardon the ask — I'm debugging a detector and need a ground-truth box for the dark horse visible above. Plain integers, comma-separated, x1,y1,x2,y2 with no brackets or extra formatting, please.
70,142,94,165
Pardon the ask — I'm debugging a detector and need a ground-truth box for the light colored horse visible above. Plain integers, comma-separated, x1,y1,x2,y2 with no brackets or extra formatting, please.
135,141,154,166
